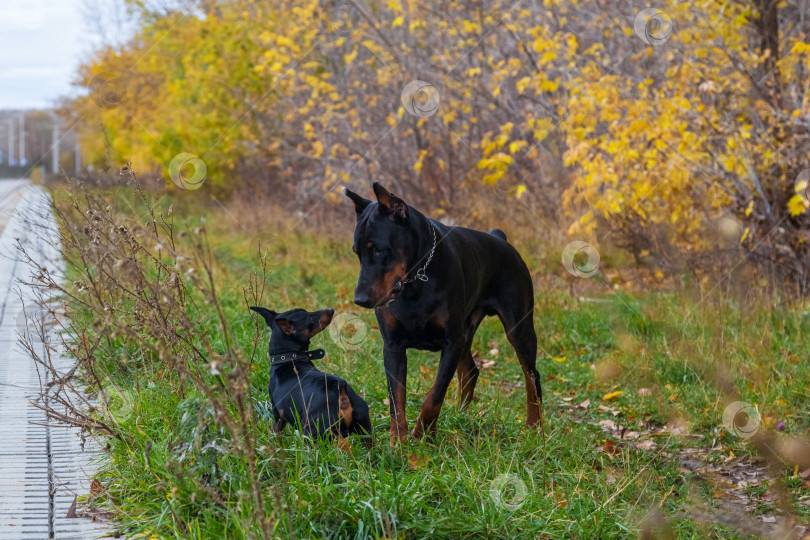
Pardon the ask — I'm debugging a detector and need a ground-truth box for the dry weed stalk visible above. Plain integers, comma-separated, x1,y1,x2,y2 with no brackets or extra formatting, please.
15,173,275,538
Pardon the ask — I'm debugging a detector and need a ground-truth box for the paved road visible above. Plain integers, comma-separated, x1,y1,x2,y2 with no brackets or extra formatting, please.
0,180,28,233
0,180,110,538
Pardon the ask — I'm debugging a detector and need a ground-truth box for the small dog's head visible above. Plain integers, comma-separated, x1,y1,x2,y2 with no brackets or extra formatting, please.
250,307,334,351
344,182,417,309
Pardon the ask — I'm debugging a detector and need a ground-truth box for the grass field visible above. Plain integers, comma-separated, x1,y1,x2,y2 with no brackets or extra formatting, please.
55,187,810,539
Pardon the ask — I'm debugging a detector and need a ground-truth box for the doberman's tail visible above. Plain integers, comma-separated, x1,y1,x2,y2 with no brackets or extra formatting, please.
489,228,507,242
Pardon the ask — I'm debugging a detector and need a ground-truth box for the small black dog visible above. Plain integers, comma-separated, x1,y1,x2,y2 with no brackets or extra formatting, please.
250,306,372,447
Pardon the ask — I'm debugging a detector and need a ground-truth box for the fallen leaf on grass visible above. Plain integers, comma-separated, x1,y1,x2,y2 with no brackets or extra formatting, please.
407,454,429,470
66,496,77,518
553,356,566,362
666,417,690,436
598,405,619,415
636,440,657,450
600,440,620,455
578,398,590,409
90,478,104,497
638,387,653,397
488,340,499,356
473,351,494,369
602,391,623,401
496,381,523,392
383,398,390,405
598,419,619,432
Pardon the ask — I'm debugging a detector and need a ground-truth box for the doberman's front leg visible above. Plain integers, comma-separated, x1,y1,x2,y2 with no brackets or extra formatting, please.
412,342,463,439
383,345,409,446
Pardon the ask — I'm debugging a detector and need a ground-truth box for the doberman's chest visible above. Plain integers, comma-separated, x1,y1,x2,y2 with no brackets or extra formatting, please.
377,306,449,351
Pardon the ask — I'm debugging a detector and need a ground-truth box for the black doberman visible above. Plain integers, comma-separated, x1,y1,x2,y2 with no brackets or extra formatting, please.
250,306,372,447
344,182,541,446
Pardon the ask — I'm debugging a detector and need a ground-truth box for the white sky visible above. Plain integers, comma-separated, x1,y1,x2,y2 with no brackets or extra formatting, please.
0,0,109,110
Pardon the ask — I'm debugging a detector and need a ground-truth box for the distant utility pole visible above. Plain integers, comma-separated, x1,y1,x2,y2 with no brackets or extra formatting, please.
7,117,14,166
52,123,60,174
19,112,26,167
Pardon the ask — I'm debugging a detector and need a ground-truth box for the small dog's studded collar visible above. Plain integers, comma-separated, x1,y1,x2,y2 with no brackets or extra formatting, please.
268,348,326,366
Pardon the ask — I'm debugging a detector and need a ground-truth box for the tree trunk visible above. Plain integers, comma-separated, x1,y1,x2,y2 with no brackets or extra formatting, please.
754,0,781,105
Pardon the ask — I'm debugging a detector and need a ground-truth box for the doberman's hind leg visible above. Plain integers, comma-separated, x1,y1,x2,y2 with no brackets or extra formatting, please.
455,349,478,409
496,303,542,428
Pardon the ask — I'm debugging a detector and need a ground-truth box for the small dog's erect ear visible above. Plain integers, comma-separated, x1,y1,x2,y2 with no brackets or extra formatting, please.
343,187,372,215
274,318,295,335
250,306,276,327
372,182,407,222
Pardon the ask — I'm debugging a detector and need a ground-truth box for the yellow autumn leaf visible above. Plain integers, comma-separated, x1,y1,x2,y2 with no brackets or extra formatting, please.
602,391,623,401
516,76,531,94
745,200,754,216
511,139,528,153
787,194,807,217
344,49,358,65
552,355,565,362
516,184,527,199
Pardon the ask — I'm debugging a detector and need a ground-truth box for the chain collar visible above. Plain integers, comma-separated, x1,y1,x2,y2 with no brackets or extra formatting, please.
268,348,325,365
404,223,437,284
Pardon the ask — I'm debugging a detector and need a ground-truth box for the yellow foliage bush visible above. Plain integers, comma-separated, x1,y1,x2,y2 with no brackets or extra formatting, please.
68,0,810,288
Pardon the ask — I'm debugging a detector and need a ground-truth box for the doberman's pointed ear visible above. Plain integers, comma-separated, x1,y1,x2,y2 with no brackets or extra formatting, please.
274,318,295,335
250,306,276,327
372,182,408,222
343,187,372,215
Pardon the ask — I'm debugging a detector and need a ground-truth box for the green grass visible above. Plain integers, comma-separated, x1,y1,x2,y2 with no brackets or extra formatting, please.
69,190,810,539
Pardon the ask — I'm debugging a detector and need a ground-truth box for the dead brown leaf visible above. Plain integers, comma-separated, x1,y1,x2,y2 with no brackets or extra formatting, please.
90,478,104,497
66,495,77,518
598,419,619,432
579,398,591,409
407,453,429,470
602,440,620,455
